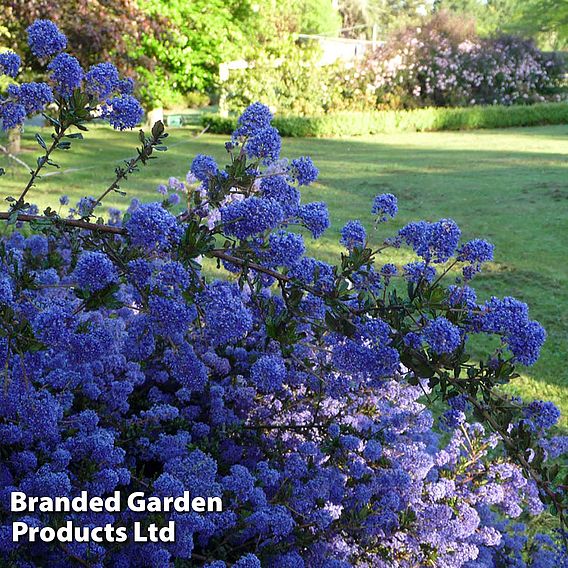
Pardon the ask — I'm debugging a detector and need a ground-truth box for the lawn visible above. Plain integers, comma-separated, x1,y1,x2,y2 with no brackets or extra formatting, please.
1,123,567,426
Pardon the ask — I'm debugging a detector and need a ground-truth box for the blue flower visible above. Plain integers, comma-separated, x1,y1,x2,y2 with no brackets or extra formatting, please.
164,342,207,392
25,234,48,257
168,193,181,206
364,440,383,461
75,196,98,218
221,197,283,240
399,218,461,263
423,317,461,354
234,102,273,137
260,176,301,217
190,154,218,182
85,63,119,99
290,156,319,186
0,51,20,78
0,102,26,130
506,320,546,366
0,277,13,305
524,401,560,430
447,285,477,308
372,193,398,222
8,82,54,114
250,355,286,393
125,202,182,251
73,251,118,293
149,296,197,339
246,126,281,164
340,220,367,250
27,20,67,59
403,261,436,283
477,296,546,365
118,77,135,95
200,281,253,345
103,95,144,130
47,53,84,97
268,231,305,267
298,202,329,238
403,332,423,350
380,263,398,283
234,554,261,568
457,239,494,264
289,257,335,292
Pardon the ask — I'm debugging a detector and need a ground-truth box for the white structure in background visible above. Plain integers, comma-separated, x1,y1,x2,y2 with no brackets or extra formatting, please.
218,32,383,117
297,32,381,65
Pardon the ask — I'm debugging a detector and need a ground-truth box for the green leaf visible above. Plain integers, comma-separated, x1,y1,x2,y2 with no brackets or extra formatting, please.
42,113,60,128
35,133,47,150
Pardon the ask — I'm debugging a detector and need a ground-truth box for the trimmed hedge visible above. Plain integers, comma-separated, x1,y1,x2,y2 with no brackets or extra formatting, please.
202,102,568,137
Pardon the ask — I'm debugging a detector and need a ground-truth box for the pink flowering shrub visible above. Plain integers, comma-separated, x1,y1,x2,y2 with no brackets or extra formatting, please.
338,15,566,110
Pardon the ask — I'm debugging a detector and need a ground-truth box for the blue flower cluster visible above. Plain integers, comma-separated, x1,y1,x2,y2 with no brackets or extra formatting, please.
476,296,546,365
524,400,561,430
125,202,183,252
221,197,284,240
340,220,367,250
27,19,67,58
0,51,21,78
0,102,564,567
73,251,118,293
103,95,144,131
372,192,398,222
85,62,120,99
233,101,273,136
47,53,84,97
423,316,462,354
0,20,144,132
246,125,281,164
399,218,462,264
289,156,319,186
191,154,219,182
7,82,53,114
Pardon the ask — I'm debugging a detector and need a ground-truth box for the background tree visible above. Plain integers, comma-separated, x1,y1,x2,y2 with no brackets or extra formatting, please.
0,0,163,76
132,0,266,109
512,0,568,49
289,0,343,35
434,0,568,47
338,0,428,38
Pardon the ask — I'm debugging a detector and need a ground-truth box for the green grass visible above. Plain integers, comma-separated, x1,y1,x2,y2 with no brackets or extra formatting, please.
1,124,567,425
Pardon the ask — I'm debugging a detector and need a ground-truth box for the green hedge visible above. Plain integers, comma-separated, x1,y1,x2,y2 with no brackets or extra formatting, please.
202,102,568,137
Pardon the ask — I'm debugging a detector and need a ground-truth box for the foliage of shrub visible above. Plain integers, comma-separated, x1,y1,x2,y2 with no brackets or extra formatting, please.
223,40,345,116
1,21,568,568
223,12,566,116
203,102,568,137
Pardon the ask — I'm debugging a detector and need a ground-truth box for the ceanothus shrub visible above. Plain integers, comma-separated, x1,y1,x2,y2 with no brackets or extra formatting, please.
0,22,567,568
